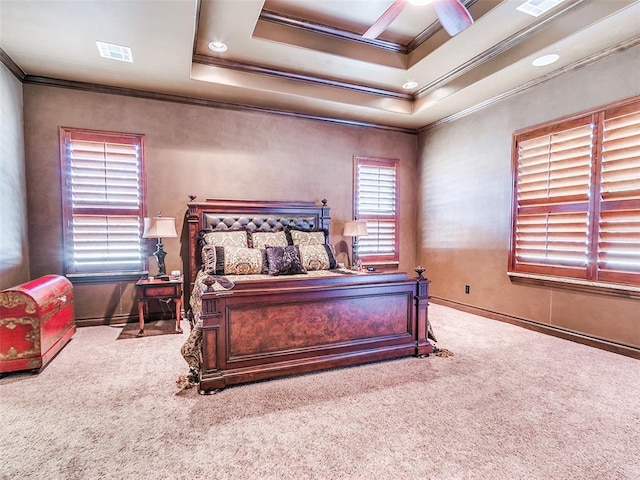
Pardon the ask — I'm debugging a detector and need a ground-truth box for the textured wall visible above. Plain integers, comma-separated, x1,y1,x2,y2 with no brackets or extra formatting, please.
0,62,29,290
22,85,417,323
417,45,640,348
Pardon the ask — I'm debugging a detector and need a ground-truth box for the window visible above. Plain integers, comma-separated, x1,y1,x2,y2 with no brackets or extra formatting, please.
60,127,146,279
353,156,399,265
509,96,640,288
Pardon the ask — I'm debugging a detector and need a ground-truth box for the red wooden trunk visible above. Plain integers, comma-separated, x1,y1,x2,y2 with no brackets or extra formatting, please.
0,275,75,373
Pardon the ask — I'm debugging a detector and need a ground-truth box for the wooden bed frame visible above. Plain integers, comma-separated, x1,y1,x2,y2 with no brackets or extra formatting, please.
185,198,433,393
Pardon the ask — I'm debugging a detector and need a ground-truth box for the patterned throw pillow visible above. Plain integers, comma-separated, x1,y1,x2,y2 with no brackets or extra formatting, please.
205,247,268,275
223,247,265,275
298,244,337,271
250,231,288,249
289,229,326,246
265,246,307,276
201,229,249,248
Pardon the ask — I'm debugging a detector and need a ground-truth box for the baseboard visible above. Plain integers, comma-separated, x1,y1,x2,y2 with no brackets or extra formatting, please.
75,312,181,328
430,297,640,360
75,313,135,327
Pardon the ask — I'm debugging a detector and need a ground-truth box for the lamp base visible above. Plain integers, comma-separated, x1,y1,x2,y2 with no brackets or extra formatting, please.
153,239,168,276
351,242,362,271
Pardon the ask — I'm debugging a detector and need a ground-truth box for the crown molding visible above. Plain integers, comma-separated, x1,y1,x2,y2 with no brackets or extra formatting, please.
21,75,418,135
192,54,412,100
258,10,406,54
420,34,640,133
0,47,26,81
416,0,593,98
260,0,478,56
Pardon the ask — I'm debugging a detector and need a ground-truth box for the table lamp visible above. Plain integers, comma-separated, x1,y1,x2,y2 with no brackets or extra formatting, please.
343,220,368,269
143,213,177,278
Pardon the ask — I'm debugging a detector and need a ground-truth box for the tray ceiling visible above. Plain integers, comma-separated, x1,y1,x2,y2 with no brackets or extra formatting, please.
1,0,639,131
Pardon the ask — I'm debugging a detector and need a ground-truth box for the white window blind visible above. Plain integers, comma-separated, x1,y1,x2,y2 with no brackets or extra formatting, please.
510,97,640,287
354,157,399,263
61,128,146,277
598,108,640,282
513,121,593,273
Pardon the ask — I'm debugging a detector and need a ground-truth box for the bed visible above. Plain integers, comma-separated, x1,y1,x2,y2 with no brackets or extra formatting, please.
181,197,433,393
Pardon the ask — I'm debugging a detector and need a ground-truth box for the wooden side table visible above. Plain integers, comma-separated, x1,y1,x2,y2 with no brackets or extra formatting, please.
135,277,183,336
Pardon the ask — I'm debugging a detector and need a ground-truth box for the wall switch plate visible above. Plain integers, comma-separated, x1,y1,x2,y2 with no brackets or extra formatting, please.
465,285,470,294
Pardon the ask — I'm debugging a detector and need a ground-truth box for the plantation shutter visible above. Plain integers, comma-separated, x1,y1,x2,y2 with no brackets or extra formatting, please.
511,118,594,278
598,106,640,283
354,157,399,263
61,128,146,277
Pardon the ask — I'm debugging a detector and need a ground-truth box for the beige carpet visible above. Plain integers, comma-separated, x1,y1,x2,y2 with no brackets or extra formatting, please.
1,304,639,479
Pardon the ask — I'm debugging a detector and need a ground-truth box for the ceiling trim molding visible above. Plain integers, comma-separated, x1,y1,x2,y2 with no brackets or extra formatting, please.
420,34,640,133
416,0,593,98
21,74,418,135
192,0,204,57
259,0,478,56
405,22,442,54
192,54,413,100
258,10,406,54
0,47,26,81
405,0,478,53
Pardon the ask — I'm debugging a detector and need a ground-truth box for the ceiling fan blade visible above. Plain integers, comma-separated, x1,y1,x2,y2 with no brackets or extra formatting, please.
363,0,406,39
432,0,474,37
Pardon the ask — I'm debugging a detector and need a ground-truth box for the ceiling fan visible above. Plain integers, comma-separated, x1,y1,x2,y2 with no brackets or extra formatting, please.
363,0,474,39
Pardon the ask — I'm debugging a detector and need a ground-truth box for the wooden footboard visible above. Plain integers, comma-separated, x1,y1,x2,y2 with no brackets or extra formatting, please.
184,198,433,393
198,271,432,392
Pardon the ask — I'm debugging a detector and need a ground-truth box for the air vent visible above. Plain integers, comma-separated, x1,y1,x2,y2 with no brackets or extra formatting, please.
517,0,564,17
96,41,133,62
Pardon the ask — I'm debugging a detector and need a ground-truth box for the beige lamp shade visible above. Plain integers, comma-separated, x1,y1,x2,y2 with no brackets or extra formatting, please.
143,216,177,239
343,220,368,237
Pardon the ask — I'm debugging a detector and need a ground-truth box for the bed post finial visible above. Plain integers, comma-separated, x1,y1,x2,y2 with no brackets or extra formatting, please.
415,266,426,279
319,199,330,231
188,195,197,202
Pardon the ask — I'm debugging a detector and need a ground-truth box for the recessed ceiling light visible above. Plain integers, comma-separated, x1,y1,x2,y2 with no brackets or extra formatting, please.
532,54,560,66
96,41,133,62
208,41,228,53
402,81,418,90
517,0,565,17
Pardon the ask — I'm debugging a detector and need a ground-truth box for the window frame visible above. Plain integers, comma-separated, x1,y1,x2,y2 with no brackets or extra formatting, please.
353,156,400,267
509,95,640,292
59,127,147,282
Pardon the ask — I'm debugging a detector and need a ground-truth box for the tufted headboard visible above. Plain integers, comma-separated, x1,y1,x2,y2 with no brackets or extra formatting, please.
184,197,331,300
201,212,321,232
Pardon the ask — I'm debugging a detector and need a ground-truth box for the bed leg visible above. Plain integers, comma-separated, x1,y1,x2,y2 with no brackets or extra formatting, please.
198,387,224,395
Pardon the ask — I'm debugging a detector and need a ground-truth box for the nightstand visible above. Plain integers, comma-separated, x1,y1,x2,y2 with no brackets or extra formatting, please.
135,277,183,336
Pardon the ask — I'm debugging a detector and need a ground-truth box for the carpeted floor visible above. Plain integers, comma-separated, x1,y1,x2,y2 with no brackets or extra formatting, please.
1,304,639,479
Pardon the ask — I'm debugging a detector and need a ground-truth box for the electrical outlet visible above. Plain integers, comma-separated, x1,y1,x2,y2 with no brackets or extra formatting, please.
465,285,470,294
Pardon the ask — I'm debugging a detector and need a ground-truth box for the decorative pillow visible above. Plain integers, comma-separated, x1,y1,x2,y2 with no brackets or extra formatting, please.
202,245,217,275
200,229,249,248
266,246,307,276
298,244,337,271
223,246,265,275
288,229,327,247
250,231,288,250
204,246,269,275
